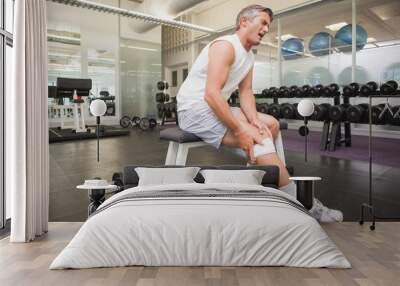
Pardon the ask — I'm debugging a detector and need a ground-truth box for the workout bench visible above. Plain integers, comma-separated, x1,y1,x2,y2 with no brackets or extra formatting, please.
160,121,288,165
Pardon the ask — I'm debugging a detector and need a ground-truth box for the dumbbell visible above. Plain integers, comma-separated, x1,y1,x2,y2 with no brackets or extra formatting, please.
261,88,270,98
311,103,331,121
281,103,296,119
156,92,166,103
267,103,281,119
290,85,303,97
360,81,378,96
346,104,369,123
293,103,304,120
132,116,141,126
380,80,398,95
279,86,290,97
149,118,157,128
371,104,387,124
321,83,340,97
309,84,323,97
157,81,169,91
269,87,279,97
256,103,268,114
390,106,400,126
301,85,311,97
343,82,360,97
329,104,349,122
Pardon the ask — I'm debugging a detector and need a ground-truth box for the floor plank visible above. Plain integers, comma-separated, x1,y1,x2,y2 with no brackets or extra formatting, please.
1,222,399,286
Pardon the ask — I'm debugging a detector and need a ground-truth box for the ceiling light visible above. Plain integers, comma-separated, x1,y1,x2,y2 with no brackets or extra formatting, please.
367,37,377,43
123,45,158,52
325,22,348,31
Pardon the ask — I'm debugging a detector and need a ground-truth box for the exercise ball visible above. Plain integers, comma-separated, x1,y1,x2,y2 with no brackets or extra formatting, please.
335,24,368,52
282,38,304,60
307,66,334,86
309,32,334,56
337,66,369,86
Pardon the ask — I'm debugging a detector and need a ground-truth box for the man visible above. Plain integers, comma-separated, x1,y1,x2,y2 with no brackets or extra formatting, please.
176,4,342,222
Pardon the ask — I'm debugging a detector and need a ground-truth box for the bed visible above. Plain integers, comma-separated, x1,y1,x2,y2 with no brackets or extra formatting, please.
50,165,350,269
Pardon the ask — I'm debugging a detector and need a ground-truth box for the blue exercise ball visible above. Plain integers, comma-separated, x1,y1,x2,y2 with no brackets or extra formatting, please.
309,32,334,56
282,38,304,60
334,24,368,52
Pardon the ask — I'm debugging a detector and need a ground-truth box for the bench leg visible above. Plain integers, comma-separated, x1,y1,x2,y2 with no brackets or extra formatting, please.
176,144,189,165
165,142,179,165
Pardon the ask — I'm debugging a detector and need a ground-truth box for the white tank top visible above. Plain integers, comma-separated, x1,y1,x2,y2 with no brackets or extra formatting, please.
177,33,254,112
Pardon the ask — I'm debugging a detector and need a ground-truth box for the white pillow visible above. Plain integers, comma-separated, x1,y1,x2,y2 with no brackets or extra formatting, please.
135,167,200,186
200,169,266,185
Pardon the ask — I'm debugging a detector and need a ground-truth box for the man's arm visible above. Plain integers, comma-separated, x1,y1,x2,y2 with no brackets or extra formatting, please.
238,68,272,137
238,68,258,123
204,41,241,133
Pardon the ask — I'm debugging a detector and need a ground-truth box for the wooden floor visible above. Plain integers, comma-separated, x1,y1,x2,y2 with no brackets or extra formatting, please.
1,222,399,286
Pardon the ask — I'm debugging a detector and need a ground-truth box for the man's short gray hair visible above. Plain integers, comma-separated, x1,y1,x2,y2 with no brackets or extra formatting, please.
235,4,273,31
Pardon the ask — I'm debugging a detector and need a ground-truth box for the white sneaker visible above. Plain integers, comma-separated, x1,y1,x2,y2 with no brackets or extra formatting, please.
309,198,343,223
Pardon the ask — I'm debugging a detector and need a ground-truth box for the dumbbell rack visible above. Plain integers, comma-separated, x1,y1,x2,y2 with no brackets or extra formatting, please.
326,95,352,151
359,92,400,231
265,93,350,152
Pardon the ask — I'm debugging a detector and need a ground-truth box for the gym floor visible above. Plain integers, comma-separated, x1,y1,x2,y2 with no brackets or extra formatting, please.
49,126,400,222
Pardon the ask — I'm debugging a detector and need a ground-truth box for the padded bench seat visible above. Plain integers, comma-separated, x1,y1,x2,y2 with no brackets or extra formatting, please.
160,120,288,165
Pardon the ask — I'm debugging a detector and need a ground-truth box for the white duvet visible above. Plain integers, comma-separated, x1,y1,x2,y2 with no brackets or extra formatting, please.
50,183,351,269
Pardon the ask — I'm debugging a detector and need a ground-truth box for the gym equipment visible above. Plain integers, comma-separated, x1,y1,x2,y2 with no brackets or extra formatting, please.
269,87,279,97
256,103,268,114
157,81,169,91
229,90,240,105
120,115,157,130
329,104,348,122
281,103,296,119
290,85,302,97
309,32,334,56
335,24,368,52
89,100,107,162
371,104,387,124
49,125,129,143
311,103,331,121
297,99,314,162
261,88,270,98
156,92,170,103
343,82,360,97
309,84,323,97
390,106,400,126
346,104,369,123
380,80,398,95
267,103,281,119
301,85,311,97
56,77,92,133
298,126,309,136
149,118,157,128
279,86,290,97
321,83,340,97
282,38,304,60
360,81,378,96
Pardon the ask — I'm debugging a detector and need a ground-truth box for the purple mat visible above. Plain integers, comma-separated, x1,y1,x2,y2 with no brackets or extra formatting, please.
282,129,400,168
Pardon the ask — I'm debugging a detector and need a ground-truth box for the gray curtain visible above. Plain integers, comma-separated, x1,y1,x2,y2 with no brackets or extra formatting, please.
7,0,49,242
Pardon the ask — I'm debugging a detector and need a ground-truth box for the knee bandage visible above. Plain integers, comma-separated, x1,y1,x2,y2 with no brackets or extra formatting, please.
253,138,276,158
